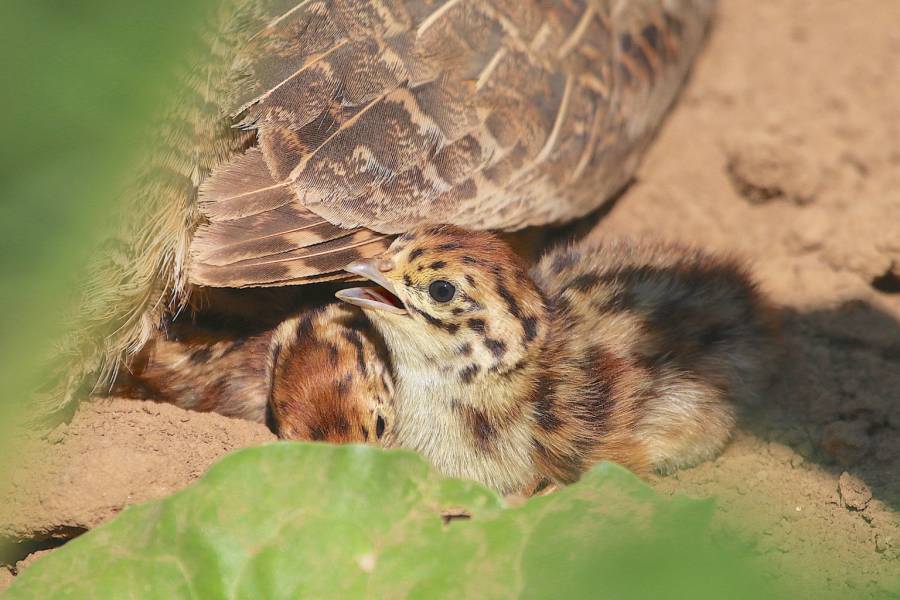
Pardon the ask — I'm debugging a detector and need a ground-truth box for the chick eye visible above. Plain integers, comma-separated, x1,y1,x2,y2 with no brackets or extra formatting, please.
428,280,456,303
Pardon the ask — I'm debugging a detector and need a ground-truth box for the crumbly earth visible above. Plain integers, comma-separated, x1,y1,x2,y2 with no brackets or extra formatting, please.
594,0,900,594
2,0,898,594
0,399,275,578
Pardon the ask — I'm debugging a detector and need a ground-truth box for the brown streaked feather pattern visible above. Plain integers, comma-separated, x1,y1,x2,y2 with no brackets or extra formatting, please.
344,226,773,494
268,304,394,443
109,304,395,444
195,229,393,287
191,0,715,288
107,327,274,422
192,146,393,286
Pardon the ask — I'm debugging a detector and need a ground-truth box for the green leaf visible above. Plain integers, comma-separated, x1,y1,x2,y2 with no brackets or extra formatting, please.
4,444,794,600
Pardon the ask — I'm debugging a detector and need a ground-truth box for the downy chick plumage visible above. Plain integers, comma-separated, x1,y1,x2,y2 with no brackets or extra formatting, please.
112,304,393,444
337,226,774,494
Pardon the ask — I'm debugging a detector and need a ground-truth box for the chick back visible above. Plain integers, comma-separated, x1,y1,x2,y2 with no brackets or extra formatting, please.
109,327,272,423
110,304,394,444
530,239,775,477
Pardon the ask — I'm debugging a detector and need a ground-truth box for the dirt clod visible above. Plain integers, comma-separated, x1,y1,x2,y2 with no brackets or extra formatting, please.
871,265,900,295
726,137,821,205
874,533,893,555
43,424,67,445
766,441,796,465
839,472,874,511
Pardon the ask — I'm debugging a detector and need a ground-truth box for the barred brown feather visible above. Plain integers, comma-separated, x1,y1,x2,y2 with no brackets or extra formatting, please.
191,0,715,288
192,146,392,286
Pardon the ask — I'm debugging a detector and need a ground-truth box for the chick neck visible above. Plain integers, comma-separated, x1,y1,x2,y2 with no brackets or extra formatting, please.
370,273,553,495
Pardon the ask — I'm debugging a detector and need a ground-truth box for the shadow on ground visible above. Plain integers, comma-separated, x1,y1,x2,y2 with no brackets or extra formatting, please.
742,299,900,512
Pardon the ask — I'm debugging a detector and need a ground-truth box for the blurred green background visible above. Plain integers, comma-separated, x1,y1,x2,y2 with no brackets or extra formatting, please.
0,1,214,429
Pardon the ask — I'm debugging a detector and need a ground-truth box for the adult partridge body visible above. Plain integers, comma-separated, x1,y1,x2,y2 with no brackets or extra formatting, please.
191,0,716,287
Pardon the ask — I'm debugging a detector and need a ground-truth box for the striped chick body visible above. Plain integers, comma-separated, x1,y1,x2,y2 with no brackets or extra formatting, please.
268,304,394,444
337,226,774,494
110,327,273,422
113,304,394,444
529,239,774,479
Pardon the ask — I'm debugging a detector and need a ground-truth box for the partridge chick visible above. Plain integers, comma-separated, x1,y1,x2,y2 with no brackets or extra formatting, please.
267,305,393,444
112,304,393,444
337,226,773,494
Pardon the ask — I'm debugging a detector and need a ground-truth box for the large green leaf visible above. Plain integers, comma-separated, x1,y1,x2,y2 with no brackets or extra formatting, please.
4,443,794,599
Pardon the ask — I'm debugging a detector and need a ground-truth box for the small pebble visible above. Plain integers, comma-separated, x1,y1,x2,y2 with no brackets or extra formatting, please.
783,505,804,523
44,424,67,445
837,471,872,511
725,136,822,205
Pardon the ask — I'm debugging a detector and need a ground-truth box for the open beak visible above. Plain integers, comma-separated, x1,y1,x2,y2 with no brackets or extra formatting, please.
335,259,408,315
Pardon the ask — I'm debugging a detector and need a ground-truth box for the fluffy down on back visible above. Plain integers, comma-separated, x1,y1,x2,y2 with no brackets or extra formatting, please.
530,239,774,477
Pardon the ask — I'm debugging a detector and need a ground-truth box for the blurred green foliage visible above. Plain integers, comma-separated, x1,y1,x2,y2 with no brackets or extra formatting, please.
0,1,214,427
2,444,804,599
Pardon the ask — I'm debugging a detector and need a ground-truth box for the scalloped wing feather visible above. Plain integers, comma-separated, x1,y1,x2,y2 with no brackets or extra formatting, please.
190,0,715,287
191,147,391,287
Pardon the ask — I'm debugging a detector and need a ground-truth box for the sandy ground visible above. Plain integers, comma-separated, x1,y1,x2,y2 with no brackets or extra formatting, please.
2,0,899,595
595,0,900,594
0,400,274,577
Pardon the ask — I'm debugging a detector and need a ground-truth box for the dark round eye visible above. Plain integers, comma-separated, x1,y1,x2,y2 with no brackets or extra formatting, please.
428,280,456,303
375,415,386,439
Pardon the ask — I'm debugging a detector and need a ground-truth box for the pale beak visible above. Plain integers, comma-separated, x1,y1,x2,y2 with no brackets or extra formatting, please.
335,259,408,315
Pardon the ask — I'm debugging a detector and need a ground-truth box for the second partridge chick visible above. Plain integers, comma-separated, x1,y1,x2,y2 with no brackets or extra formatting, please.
113,304,393,445
337,226,774,495
267,305,394,444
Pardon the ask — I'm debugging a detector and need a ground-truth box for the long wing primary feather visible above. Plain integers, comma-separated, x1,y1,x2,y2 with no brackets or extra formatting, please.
191,146,391,287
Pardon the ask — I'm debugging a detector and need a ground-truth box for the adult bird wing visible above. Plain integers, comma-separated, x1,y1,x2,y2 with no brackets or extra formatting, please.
189,0,716,288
